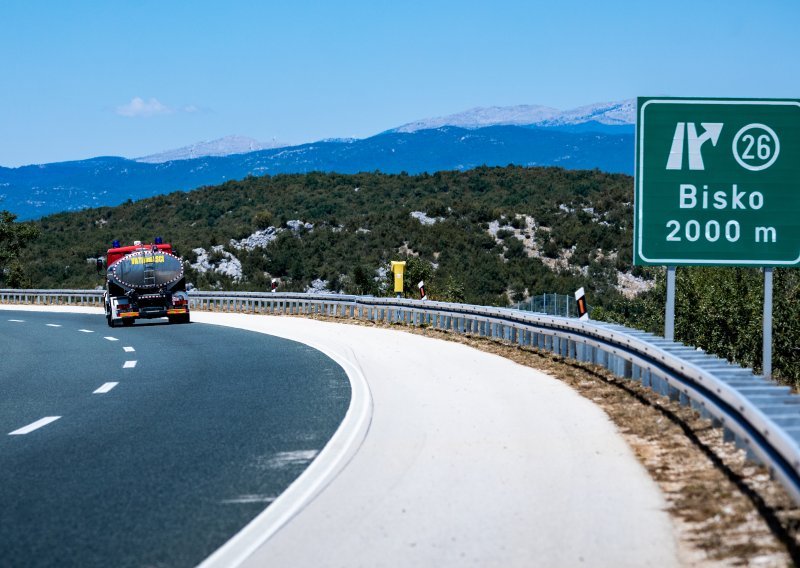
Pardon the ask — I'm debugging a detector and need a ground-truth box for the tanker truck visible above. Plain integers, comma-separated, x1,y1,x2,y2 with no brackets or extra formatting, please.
103,238,190,327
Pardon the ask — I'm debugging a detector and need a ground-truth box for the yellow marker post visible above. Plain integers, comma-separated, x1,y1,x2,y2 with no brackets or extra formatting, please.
390,261,406,297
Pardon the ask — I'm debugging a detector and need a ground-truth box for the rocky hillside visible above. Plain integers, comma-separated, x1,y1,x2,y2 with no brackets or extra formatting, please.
19,166,648,308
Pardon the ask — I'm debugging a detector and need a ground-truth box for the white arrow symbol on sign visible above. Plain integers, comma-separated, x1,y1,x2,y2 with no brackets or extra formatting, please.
666,122,723,171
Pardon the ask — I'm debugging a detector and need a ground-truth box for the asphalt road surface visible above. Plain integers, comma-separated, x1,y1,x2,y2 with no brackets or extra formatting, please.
0,310,350,568
196,313,681,568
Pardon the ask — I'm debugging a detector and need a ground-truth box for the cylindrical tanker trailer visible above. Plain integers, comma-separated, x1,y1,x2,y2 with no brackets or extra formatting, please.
103,239,190,327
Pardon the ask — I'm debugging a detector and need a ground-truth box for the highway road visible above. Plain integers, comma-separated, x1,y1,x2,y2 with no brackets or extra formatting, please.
2,306,683,567
0,309,350,568
195,312,682,568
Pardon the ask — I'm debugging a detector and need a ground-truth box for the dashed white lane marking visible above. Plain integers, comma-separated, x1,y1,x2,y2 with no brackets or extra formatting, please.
8,319,24,322
46,324,62,327
93,382,119,394
9,416,61,435
78,329,94,333
123,346,135,353
123,360,137,369
104,336,119,342
221,494,277,505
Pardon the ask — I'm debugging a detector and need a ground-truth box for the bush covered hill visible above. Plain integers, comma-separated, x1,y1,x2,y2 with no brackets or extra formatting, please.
11,165,798,383
20,166,641,305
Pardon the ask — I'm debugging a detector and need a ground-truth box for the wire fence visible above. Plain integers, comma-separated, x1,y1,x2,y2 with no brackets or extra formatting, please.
511,293,585,318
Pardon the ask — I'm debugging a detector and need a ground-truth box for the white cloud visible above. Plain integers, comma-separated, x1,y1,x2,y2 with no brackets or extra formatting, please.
116,97,173,118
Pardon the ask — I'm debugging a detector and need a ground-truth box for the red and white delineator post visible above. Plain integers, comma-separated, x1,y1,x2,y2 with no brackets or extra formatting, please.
418,280,427,301
575,287,589,321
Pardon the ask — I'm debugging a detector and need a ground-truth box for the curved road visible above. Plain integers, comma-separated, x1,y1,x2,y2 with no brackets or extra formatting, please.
1,306,683,567
198,312,681,568
0,309,350,568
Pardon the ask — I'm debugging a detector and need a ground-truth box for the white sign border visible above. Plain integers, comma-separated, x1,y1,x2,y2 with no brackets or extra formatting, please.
636,98,800,266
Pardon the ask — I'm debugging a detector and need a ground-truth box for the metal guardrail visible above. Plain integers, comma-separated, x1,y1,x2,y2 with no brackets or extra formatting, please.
0,289,105,306
3,288,800,504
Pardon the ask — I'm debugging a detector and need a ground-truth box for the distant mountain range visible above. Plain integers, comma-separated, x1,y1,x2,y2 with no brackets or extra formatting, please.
391,99,634,132
0,100,635,220
136,135,286,163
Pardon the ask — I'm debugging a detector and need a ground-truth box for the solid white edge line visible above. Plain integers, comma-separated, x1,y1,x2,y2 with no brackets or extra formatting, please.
0,305,371,565
9,416,62,435
93,382,119,394
197,322,374,568
123,346,135,352
123,360,137,369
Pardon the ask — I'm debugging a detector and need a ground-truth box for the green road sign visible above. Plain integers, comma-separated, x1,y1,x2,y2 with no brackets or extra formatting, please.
634,97,800,266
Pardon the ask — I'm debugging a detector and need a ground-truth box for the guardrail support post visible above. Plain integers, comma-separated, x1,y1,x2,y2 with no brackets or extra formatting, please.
665,266,676,341
642,369,653,388
723,427,735,443
623,360,633,379
763,267,774,379
575,342,583,361
651,375,663,393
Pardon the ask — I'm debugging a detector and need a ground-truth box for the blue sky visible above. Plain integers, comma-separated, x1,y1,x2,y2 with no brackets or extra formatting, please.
2,0,798,167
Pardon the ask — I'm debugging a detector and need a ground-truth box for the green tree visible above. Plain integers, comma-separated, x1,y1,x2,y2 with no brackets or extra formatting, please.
253,210,274,230
349,264,376,296
436,275,466,303
402,257,434,298
0,211,40,287
773,269,800,381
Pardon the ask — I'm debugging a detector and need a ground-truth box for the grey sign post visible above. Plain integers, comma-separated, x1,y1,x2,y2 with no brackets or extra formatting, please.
635,97,800,378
